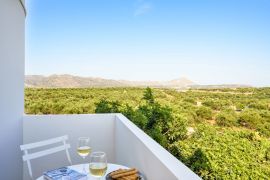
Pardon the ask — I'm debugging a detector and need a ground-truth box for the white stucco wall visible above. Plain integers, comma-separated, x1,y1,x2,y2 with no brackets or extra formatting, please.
23,114,200,180
115,114,200,180
23,114,116,179
0,0,25,179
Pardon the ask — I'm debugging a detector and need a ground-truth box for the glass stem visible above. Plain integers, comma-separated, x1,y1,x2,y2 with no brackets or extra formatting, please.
83,157,86,173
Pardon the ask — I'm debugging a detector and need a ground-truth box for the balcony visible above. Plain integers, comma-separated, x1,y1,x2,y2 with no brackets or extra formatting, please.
1,1,200,179
23,114,200,180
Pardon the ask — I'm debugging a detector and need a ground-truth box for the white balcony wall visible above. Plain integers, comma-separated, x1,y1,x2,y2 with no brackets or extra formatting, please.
23,114,200,180
115,114,199,180
0,0,25,179
23,114,116,180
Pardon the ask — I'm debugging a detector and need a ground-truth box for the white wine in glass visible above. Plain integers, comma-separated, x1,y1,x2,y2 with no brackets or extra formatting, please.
77,146,91,158
77,137,91,173
89,152,107,179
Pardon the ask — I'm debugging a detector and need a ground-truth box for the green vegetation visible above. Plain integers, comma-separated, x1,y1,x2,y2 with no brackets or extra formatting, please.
25,87,270,179
216,109,238,127
170,125,270,179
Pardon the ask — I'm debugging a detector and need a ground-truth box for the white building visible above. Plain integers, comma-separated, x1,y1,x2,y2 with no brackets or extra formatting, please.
0,1,200,179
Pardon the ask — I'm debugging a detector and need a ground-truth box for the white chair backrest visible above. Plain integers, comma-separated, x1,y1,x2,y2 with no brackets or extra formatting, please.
20,135,72,179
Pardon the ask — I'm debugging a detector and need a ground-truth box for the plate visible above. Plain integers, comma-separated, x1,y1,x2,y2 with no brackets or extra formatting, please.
106,170,145,180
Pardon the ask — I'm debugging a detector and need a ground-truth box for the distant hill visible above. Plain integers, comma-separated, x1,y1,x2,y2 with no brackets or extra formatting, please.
25,75,196,88
189,84,252,89
25,75,252,89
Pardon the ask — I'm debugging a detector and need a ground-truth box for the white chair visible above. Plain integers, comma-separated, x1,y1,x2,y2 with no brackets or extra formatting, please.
20,135,72,179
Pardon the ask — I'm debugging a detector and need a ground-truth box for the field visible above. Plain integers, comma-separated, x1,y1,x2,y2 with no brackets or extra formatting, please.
25,87,270,179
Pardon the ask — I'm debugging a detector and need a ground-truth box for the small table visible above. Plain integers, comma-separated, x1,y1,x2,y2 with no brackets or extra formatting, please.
37,163,129,180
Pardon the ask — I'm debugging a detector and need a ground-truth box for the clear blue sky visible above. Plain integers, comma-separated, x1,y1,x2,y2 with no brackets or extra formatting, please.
26,0,270,86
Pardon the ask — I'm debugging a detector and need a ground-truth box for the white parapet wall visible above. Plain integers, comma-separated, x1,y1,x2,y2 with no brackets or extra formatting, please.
23,114,116,179
115,114,200,180
23,114,200,180
0,0,25,179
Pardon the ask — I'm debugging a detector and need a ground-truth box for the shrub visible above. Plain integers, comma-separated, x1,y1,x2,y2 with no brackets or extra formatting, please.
216,109,238,127
202,99,223,110
238,109,262,129
235,102,245,111
248,101,268,110
266,148,270,161
167,114,188,143
196,106,213,120
183,97,196,105
187,148,213,179
95,99,121,113
122,104,148,130
147,127,168,147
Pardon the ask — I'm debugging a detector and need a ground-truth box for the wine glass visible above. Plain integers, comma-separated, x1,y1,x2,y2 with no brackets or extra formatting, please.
89,152,107,179
77,137,91,173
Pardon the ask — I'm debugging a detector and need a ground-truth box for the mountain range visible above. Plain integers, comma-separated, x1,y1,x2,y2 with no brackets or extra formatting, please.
25,75,195,89
25,74,252,89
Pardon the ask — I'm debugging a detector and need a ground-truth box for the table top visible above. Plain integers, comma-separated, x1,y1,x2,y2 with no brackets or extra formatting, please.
37,163,129,180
